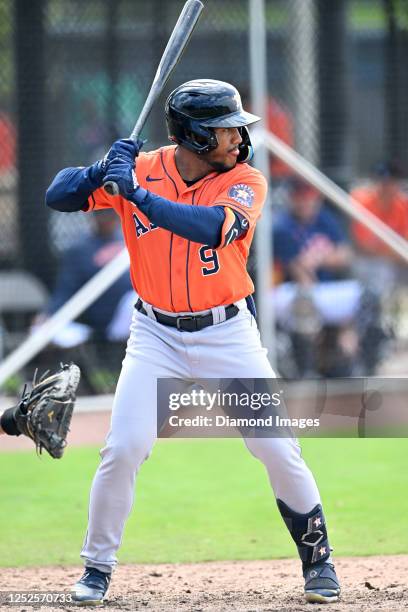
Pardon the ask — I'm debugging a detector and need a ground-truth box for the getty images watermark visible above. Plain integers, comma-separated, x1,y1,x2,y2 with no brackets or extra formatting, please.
157,378,408,438
167,386,319,430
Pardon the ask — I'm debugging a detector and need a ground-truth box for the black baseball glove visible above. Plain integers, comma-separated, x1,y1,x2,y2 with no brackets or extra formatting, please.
12,363,81,458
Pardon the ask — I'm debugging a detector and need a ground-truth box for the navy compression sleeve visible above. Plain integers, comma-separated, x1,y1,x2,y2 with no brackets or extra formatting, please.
45,163,103,212
131,188,226,248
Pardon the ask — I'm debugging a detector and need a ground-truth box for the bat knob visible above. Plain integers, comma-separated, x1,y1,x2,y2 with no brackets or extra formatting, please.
103,181,120,196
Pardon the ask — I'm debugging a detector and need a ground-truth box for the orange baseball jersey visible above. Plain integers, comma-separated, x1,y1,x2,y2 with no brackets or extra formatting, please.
86,145,267,312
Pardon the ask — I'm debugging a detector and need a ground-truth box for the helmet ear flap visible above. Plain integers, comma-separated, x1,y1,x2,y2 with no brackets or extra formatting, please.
237,126,254,163
240,144,254,163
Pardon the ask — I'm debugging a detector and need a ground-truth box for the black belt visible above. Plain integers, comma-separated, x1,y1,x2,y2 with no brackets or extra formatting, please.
135,298,239,332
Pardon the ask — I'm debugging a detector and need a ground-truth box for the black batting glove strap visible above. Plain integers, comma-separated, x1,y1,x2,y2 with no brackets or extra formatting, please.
88,159,107,187
0,406,21,436
277,499,331,569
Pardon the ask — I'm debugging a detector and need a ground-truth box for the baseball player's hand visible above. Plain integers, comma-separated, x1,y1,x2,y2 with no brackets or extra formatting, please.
104,156,140,200
88,139,145,187
104,138,144,165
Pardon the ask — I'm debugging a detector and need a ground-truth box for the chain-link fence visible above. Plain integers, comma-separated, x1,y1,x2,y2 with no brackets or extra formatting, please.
0,0,407,392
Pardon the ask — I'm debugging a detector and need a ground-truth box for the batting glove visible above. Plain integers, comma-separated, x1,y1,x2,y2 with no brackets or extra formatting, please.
104,138,144,165
87,138,145,188
103,156,141,200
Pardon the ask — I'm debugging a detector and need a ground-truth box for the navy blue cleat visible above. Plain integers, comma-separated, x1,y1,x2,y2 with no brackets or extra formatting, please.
303,562,341,604
71,567,111,606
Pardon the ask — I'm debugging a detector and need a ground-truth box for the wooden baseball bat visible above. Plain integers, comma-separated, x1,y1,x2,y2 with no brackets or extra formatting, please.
104,0,204,196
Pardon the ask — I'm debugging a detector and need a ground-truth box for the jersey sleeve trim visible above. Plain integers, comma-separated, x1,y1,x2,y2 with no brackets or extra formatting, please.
213,200,251,223
89,193,97,211
216,207,249,250
217,207,235,249
83,192,96,212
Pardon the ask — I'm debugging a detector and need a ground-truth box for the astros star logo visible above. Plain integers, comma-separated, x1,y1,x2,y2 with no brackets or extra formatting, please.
228,183,255,207
237,188,250,201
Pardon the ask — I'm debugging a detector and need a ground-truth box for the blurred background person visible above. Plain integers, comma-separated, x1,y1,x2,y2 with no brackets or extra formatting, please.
240,91,295,182
351,160,408,295
271,177,385,377
266,97,295,181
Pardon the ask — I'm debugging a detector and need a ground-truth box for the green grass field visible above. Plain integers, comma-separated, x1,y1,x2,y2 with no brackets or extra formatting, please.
0,438,407,567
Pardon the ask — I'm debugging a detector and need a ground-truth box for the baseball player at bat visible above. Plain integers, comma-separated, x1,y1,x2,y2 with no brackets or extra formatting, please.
46,80,340,605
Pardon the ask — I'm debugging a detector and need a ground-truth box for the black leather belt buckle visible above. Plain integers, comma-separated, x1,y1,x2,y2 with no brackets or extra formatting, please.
176,315,199,332
176,315,206,332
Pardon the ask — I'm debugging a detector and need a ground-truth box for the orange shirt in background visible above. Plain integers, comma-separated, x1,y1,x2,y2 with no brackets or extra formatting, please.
267,99,294,179
351,185,408,258
0,113,16,172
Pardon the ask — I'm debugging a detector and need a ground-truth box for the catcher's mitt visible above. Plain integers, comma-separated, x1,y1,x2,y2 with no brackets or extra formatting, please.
13,363,81,458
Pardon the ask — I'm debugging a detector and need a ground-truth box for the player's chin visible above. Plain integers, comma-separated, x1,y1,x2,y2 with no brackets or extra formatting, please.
210,158,237,173
226,158,238,170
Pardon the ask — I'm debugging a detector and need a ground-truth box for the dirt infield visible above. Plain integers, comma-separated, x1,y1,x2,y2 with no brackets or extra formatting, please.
0,409,112,452
1,555,407,611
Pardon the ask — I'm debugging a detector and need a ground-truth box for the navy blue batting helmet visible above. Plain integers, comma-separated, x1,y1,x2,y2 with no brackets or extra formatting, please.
165,79,260,163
